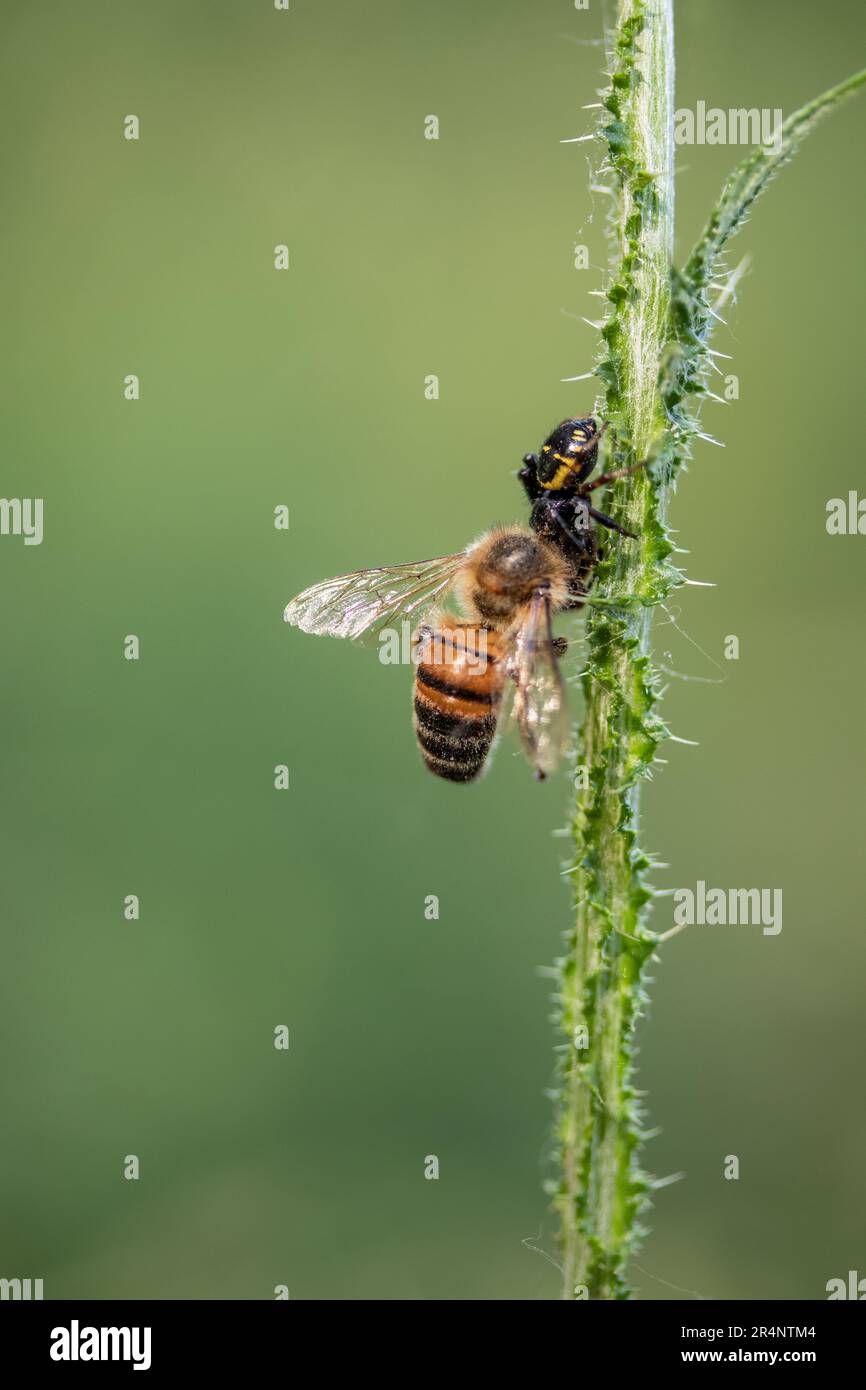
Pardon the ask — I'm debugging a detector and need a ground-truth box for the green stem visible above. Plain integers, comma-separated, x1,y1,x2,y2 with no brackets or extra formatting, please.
552,5,866,1300
554,0,675,1302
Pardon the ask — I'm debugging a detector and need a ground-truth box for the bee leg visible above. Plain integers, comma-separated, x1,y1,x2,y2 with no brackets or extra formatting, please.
412,622,434,658
552,636,568,656
586,505,637,540
563,578,594,611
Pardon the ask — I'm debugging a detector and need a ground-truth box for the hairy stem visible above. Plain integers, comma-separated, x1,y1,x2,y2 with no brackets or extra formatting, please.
554,0,675,1302
552,2,866,1300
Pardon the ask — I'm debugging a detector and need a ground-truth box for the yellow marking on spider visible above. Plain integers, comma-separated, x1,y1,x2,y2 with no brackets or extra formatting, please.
541,463,574,490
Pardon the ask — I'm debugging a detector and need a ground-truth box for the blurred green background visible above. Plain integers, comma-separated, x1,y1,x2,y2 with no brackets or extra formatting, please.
1,0,864,1300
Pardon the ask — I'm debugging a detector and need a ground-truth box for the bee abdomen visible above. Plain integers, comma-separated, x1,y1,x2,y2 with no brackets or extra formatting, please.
412,624,505,783
413,694,498,782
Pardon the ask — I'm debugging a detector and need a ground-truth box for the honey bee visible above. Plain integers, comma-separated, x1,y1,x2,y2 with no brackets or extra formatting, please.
284,525,573,783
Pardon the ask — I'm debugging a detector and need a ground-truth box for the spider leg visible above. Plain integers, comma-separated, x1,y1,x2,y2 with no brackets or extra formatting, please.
587,505,637,539
579,457,649,494
518,453,543,501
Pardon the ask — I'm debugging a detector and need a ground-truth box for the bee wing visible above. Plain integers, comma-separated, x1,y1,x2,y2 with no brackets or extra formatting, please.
508,587,570,777
283,552,466,647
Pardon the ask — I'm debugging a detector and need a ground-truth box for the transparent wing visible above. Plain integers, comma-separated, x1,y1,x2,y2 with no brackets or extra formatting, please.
507,588,570,777
283,552,466,647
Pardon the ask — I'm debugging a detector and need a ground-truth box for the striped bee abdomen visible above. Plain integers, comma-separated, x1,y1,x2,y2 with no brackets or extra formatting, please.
413,622,506,783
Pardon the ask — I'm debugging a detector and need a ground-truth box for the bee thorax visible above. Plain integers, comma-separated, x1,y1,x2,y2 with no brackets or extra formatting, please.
459,527,569,627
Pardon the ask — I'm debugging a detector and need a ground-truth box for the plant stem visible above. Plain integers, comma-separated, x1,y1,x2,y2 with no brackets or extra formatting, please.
554,0,675,1302
552,4,866,1301
551,0,866,1301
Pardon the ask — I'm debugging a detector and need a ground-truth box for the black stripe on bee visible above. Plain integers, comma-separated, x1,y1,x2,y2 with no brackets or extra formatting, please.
413,696,498,740
414,710,495,752
415,728,491,765
420,751,486,783
415,667,498,705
